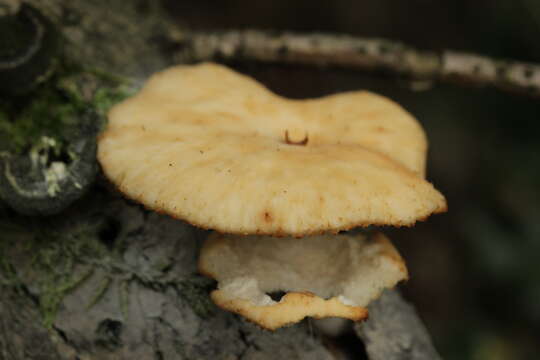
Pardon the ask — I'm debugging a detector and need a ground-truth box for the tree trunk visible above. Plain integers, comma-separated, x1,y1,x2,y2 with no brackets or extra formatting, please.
1,192,336,359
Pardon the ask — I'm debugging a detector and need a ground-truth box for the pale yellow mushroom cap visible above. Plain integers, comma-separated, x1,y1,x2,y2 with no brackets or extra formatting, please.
97,62,446,236
199,231,408,330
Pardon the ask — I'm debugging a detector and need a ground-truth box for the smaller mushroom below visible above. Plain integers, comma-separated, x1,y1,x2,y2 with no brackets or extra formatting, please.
199,231,407,330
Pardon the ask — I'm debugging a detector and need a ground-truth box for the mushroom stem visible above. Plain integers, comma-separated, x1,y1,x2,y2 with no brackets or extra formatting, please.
284,129,308,146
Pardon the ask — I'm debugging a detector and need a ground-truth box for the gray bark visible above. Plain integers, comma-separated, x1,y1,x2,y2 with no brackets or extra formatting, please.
356,290,442,360
0,196,334,360
0,287,63,360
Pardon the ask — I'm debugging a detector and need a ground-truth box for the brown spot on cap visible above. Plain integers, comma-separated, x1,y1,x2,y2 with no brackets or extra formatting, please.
263,211,273,223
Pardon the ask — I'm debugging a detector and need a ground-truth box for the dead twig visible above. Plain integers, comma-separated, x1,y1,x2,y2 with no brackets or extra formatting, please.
176,30,540,97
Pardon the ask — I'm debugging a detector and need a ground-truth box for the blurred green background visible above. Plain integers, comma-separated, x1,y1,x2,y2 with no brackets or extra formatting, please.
164,1,540,359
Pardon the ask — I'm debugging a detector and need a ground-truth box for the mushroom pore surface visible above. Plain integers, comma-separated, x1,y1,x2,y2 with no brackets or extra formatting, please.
199,232,407,329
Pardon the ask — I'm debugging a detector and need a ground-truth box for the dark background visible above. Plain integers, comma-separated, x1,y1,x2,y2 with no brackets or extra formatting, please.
165,1,540,359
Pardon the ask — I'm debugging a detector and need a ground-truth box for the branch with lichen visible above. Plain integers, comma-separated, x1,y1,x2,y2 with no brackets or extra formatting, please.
176,30,540,97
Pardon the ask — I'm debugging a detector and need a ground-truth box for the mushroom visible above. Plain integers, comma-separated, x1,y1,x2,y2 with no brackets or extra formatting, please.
98,63,446,237
97,62,446,329
199,231,407,330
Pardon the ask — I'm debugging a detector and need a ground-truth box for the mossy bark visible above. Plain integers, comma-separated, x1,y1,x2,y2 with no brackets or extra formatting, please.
0,193,334,359
0,1,335,359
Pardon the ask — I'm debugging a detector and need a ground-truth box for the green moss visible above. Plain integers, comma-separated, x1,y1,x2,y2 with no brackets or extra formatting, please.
0,65,132,155
3,91,75,152
0,256,18,287
34,226,107,327
0,220,30,288
92,86,131,119
86,276,112,310
118,279,131,319
176,276,216,319
0,208,215,327
0,217,111,327
40,267,94,327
